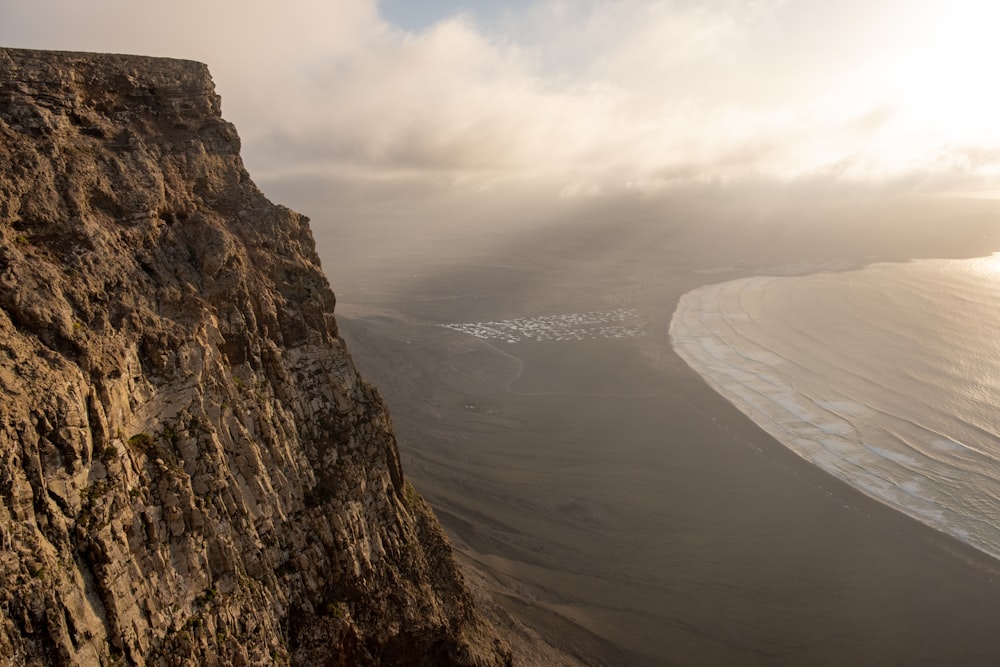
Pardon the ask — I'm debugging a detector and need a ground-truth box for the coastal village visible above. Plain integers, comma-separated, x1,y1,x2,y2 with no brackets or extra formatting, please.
440,307,645,344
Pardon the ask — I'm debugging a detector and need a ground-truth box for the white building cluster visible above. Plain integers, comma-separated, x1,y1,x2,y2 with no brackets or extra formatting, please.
440,308,644,344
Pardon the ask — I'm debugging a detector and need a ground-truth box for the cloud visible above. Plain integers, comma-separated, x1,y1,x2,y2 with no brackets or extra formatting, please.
4,0,1000,221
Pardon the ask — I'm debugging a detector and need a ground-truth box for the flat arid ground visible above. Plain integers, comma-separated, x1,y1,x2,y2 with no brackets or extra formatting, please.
322,196,1000,665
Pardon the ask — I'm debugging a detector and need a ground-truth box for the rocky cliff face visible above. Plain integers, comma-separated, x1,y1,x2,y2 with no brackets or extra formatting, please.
0,47,511,666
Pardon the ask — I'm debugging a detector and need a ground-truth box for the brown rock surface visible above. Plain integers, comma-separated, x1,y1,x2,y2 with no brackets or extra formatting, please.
0,47,512,666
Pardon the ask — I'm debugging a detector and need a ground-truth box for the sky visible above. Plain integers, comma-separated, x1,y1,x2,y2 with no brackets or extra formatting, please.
3,0,1000,242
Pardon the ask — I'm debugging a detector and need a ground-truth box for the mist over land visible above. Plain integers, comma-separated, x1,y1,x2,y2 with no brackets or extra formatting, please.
319,189,1000,665
5,0,1000,664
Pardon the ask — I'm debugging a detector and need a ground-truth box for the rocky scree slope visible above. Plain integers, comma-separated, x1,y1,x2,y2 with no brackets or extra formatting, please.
0,47,512,666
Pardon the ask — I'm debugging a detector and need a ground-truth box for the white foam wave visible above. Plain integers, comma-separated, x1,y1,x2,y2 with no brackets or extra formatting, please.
670,257,1000,562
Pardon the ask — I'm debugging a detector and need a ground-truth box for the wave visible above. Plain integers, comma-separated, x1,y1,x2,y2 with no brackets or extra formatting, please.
670,256,1000,561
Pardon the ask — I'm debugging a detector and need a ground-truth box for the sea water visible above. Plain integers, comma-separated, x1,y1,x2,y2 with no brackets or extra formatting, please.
670,255,1000,561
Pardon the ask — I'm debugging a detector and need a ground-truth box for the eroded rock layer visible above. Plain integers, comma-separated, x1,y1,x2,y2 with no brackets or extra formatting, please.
0,47,510,666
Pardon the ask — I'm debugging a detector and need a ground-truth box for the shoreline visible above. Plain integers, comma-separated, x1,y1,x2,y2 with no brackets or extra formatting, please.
669,260,1000,570
342,305,1000,665
671,350,1000,579
328,207,1000,665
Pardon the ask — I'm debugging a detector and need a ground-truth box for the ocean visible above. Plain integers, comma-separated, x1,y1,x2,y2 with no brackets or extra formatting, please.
670,254,1000,561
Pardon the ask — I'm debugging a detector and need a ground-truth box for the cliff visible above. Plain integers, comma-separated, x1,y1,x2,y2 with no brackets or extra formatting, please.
0,47,512,666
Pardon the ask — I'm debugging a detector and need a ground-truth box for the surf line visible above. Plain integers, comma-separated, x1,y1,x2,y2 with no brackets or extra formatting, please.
478,340,672,399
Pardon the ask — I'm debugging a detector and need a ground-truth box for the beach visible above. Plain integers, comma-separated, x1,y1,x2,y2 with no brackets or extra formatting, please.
324,198,1000,665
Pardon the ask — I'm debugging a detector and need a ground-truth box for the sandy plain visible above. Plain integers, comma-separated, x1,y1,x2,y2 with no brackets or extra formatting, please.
321,195,1000,665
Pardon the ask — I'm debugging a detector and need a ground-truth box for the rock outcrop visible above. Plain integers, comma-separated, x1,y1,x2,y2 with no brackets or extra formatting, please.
0,47,511,666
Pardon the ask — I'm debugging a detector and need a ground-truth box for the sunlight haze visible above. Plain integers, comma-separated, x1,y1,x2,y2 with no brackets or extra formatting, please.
3,0,998,206
6,5,1000,664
